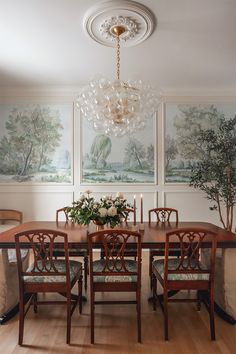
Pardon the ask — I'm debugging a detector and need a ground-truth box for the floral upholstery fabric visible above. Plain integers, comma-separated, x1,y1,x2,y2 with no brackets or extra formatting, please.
93,259,137,283
153,258,210,281
7,249,29,263
23,260,82,283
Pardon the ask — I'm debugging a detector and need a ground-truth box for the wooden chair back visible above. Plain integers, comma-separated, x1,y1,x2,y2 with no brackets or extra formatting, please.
88,229,142,282
15,229,70,284
148,207,178,224
123,207,135,223
56,208,69,223
0,209,22,224
164,228,217,285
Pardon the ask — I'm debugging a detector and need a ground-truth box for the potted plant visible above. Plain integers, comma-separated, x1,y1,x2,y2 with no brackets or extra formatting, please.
190,116,236,231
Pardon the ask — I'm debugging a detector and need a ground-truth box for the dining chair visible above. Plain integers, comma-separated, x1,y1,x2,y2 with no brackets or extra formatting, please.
55,207,89,291
0,209,23,224
123,207,135,224
15,229,83,345
152,227,217,340
100,207,137,259
88,229,142,344
0,209,29,323
149,208,179,289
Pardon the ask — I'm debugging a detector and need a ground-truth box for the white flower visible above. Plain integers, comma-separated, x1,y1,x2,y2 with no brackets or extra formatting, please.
107,206,117,216
84,189,92,195
99,207,108,217
116,192,124,199
80,194,85,200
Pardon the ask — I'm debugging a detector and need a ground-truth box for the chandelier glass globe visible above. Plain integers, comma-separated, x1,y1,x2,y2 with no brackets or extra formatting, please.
77,25,160,137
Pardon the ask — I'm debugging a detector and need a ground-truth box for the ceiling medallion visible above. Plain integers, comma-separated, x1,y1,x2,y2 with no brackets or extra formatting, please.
83,0,156,47
100,16,138,42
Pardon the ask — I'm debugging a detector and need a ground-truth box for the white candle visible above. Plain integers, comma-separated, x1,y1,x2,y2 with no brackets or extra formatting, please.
133,195,136,225
140,194,143,224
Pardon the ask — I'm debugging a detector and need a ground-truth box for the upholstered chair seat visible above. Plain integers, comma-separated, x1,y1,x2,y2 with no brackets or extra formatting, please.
153,258,210,281
92,259,137,283
24,260,82,283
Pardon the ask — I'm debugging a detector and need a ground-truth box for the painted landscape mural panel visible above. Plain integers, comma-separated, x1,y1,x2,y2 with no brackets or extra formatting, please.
82,116,156,184
0,104,72,183
165,103,236,183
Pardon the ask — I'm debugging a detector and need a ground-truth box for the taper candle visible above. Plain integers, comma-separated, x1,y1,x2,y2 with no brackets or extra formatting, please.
140,193,143,224
133,194,136,225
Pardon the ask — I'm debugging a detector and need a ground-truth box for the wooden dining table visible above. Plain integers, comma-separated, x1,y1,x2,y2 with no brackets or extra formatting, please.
0,220,236,249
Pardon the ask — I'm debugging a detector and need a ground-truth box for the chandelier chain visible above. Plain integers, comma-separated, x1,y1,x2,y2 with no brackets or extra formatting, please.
116,36,120,80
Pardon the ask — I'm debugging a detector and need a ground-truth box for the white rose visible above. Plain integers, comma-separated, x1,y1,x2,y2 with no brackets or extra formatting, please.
80,194,85,200
116,192,124,199
108,206,117,216
99,207,108,217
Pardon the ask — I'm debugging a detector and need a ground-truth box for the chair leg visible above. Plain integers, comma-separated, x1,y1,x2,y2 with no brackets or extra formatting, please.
149,252,154,290
209,289,216,340
33,293,38,313
163,288,169,341
18,293,25,346
84,256,88,291
90,290,95,344
152,274,157,311
79,275,83,314
197,290,201,311
136,288,142,343
66,294,71,344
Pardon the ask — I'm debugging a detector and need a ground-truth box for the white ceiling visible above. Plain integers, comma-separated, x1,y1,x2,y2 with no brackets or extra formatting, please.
0,0,236,94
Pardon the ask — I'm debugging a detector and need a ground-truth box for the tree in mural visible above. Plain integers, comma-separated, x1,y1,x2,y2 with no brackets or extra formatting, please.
174,105,224,160
165,135,178,170
146,144,154,168
0,105,63,176
124,138,145,169
90,134,112,169
190,116,236,231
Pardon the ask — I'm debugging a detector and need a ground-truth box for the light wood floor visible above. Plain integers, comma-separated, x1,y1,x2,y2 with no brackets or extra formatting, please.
1,252,236,354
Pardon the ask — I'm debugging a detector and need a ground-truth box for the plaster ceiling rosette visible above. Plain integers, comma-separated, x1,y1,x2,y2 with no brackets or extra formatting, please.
83,0,156,47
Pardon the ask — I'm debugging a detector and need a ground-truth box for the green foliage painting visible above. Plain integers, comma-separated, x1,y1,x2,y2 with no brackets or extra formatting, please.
82,115,155,183
0,104,72,183
165,103,236,183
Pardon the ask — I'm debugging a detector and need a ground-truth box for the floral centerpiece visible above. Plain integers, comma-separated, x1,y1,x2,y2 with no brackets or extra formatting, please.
67,190,131,228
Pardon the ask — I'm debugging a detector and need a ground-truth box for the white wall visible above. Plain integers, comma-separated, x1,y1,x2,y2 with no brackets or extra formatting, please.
0,89,235,230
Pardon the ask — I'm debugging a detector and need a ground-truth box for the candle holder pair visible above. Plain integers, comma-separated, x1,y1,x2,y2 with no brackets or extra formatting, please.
131,194,144,231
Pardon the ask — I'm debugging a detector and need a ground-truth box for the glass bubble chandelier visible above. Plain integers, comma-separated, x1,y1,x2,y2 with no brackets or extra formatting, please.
77,24,160,137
